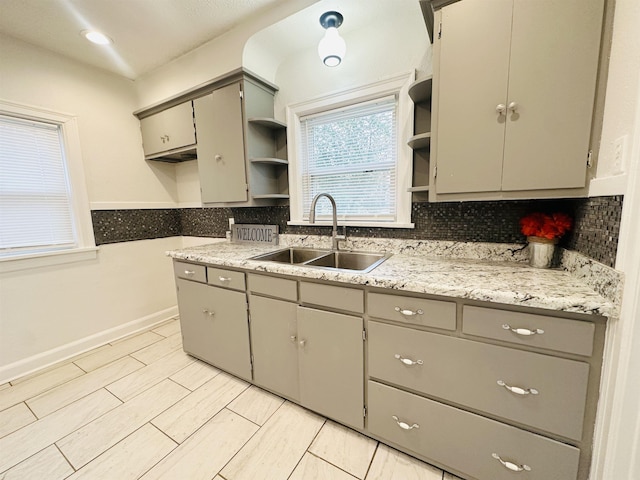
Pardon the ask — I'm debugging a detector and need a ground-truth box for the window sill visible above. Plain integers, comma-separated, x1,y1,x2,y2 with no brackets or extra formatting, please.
287,221,415,229
0,247,99,273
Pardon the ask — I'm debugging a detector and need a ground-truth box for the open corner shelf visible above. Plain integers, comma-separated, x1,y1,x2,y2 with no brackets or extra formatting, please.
248,117,287,129
407,185,430,193
250,157,289,165
252,194,290,200
407,132,431,150
408,76,433,103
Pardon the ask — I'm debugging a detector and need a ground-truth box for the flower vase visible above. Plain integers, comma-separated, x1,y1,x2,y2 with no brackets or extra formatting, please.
527,236,557,268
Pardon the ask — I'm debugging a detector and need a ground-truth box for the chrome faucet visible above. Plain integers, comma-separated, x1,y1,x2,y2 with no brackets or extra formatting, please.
309,193,346,250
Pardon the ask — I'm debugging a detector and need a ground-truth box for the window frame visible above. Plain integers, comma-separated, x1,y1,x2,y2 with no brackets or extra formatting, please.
0,100,97,273
286,73,415,228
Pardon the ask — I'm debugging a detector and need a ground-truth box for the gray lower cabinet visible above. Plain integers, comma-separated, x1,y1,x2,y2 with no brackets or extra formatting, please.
176,277,251,381
248,294,299,401
297,306,364,430
174,262,604,480
368,381,581,480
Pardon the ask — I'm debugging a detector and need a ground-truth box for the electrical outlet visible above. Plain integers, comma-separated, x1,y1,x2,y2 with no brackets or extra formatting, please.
613,135,627,175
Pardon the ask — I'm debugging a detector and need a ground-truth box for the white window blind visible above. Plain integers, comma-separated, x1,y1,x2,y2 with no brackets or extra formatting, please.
299,95,398,222
0,115,77,256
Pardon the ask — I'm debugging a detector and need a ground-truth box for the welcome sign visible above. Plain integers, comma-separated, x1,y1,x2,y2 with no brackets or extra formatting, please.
231,224,279,245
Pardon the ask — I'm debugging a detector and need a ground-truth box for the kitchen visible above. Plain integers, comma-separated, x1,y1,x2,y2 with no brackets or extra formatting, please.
1,0,639,479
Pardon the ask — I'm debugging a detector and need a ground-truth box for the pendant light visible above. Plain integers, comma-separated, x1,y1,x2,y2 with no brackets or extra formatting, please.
318,11,346,67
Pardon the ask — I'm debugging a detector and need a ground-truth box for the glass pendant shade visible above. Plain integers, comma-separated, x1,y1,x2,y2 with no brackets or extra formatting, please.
318,27,346,67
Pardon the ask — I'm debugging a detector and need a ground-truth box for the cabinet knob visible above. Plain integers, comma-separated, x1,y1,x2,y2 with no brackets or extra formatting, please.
298,339,306,347
507,101,518,113
214,154,223,161
492,453,531,472
502,324,544,336
394,307,424,317
394,354,424,366
392,415,420,430
496,104,507,115
290,335,297,343
202,309,215,317
497,380,539,396
218,276,231,282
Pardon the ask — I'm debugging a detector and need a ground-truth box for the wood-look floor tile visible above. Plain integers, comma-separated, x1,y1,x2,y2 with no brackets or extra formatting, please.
57,379,188,469
0,403,36,438
141,409,258,480
290,453,359,480
0,389,121,473
152,319,181,338
131,333,183,365
309,420,377,479
169,360,220,391
0,445,73,480
227,385,285,426
151,372,249,443
74,331,164,372
106,350,194,402
65,424,176,480
365,444,443,480
27,356,144,418
220,401,325,480
0,363,84,411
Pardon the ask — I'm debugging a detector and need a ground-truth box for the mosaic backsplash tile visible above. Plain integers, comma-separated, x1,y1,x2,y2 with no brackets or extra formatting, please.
91,196,622,268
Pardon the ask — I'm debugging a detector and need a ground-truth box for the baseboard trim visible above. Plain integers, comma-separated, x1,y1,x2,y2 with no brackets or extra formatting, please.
0,306,179,384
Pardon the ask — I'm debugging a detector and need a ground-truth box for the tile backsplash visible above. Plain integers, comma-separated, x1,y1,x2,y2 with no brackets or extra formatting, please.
91,195,623,268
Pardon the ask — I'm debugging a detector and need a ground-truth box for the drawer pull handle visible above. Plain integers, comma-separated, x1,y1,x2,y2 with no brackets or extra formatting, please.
502,324,544,336
184,270,195,276
497,380,538,396
395,307,424,316
394,354,424,366
392,415,420,430
218,276,231,282
492,453,531,472
202,309,215,317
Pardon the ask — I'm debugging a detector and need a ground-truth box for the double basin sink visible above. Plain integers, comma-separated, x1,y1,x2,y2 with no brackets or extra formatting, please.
250,247,391,273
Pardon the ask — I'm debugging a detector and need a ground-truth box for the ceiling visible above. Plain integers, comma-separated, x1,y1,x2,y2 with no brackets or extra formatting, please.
0,0,300,79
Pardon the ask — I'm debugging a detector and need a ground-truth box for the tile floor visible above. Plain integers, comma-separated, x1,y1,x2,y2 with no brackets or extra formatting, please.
0,318,462,480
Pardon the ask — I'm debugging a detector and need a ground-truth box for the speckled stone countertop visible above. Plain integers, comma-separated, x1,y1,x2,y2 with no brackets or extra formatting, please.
167,235,618,318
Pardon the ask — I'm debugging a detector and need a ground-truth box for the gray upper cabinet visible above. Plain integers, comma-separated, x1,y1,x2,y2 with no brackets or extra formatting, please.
432,0,604,200
139,101,196,161
194,82,248,204
135,68,288,206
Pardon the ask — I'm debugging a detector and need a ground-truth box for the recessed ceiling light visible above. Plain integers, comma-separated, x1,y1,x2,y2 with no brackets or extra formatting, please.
81,30,112,45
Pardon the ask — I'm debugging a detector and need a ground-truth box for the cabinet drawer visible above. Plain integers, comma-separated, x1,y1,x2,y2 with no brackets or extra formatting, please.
174,261,206,283
368,321,589,441
207,267,245,291
300,282,364,313
368,292,456,330
367,381,580,480
248,274,297,301
463,306,595,356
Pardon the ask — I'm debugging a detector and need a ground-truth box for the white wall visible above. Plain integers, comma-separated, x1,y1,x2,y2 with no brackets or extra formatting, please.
0,36,181,381
589,0,640,196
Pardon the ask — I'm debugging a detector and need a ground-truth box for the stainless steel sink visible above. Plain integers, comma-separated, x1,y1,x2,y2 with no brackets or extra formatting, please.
250,247,391,273
305,251,390,273
250,247,330,264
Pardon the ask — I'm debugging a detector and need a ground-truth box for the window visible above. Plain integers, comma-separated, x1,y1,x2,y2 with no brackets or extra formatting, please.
287,74,414,228
0,101,96,271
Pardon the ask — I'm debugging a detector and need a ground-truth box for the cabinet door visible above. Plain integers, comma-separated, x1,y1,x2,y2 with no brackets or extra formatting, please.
249,295,299,401
501,0,603,191
176,279,251,380
140,101,196,157
194,82,248,203
435,0,513,194
297,307,364,429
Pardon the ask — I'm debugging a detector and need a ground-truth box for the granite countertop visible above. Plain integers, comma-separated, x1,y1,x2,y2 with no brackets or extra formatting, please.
167,236,617,318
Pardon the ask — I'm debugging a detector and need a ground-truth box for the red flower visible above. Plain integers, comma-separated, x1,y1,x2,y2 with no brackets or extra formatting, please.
520,212,572,240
